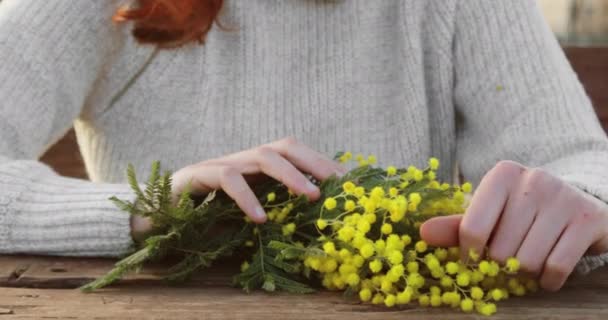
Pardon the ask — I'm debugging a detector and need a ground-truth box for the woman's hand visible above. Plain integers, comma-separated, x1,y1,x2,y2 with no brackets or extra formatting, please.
420,160,608,291
130,137,345,239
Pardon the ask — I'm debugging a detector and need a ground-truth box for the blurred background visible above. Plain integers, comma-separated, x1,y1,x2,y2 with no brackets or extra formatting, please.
0,0,606,178
539,0,608,46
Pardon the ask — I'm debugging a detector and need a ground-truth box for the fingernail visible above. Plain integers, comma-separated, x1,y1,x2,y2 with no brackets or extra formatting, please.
254,206,266,220
306,180,318,193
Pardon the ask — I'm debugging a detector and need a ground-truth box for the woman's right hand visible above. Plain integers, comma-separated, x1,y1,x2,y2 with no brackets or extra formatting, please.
131,137,346,238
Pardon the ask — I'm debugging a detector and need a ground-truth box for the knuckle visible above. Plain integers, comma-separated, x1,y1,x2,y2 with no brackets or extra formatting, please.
219,166,239,182
255,146,277,160
493,160,525,176
279,136,298,147
525,168,552,188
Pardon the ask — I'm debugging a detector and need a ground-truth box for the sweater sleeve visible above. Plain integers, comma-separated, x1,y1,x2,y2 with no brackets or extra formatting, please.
453,0,608,274
0,0,137,257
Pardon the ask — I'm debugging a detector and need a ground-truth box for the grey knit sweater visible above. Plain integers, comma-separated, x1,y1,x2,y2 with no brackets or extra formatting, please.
1,0,608,272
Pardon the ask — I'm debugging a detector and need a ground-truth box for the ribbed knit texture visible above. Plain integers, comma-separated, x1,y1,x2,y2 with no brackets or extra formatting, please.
1,0,607,272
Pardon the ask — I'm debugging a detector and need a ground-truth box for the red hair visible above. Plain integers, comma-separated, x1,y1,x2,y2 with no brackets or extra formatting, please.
114,0,224,47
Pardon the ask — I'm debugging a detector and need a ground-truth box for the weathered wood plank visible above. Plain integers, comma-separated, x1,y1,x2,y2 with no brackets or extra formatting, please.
0,256,238,289
0,284,607,319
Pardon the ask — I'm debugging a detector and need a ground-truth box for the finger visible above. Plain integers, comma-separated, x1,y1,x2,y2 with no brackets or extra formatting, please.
252,147,320,201
420,215,462,247
515,207,569,275
216,167,267,223
541,221,595,291
488,186,537,262
187,165,267,224
269,137,347,180
459,161,523,261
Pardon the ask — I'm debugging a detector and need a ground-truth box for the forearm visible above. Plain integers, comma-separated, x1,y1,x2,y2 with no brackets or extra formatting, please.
0,159,135,257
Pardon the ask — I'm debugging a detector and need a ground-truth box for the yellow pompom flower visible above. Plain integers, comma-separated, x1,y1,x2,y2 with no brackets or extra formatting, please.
363,213,377,224
456,272,471,287
401,234,412,246
357,220,371,234
381,223,393,235
429,157,440,170
364,201,377,215
434,248,448,261
384,294,396,307
406,261,419,273
462,182,473,193
386,166,397,176
346,273,360,286
388,251,403,265
344,200,356,212
414,170,424,181
387,265,405,282
369,259,383,273
460,298,474,313
470,286,484,300
488,261,500,277
479,303,497,316
371,293,384,305
354,186,366,198
323,242,336,255
370,186,385,200
491,288,504,301
396,290,412,304
506,257,520,273
352,255,365,268
337,226,355,242
440,276,453,288
407,273,425,288
338,151,353,163
321,259,338,273
381,279,393,293
282,223,296,236
409,192,422,205
430,294,442,307
324,197,337,210
360,243,375,258
468,248,480,262
266,192,276,202
359,288,372,302
389,187,398,197
367,155,377,165
478,260,490,274
342,181,356,193
415,240,428,253
446,262,459,275
419,294,430,307
316,219,328,230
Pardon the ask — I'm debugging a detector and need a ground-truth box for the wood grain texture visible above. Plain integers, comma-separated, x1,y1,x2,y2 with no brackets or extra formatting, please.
0,256,607,319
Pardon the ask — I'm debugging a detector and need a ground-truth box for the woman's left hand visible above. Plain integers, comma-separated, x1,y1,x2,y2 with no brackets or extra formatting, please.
420,160,608,291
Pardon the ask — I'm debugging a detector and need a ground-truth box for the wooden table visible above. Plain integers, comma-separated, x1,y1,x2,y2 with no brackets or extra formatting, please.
1,256,607,319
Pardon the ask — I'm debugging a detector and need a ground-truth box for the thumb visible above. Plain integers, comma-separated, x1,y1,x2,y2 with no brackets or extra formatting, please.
419,214,463,247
